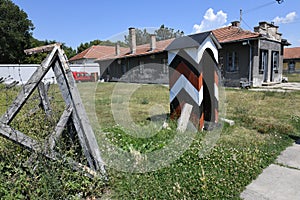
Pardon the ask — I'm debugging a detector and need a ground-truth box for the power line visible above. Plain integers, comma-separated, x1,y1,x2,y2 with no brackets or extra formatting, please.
243,1,277,14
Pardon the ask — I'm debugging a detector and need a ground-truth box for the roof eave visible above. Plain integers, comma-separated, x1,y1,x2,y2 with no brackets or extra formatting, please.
95,49,167,62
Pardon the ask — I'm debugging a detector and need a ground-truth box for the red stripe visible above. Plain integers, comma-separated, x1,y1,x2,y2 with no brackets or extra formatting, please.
171,101,205,130
214,71,218,86
170,61,202,90
199,113,204,130
215,109,218,123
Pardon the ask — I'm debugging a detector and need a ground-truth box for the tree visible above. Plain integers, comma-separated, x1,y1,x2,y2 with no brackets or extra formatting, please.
155,24,184,41
0,0,34,63
24,39,77,64
77,39,127,53
124,25,184,46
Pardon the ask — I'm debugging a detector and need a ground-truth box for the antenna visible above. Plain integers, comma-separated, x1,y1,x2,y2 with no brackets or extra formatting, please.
240,9,243,23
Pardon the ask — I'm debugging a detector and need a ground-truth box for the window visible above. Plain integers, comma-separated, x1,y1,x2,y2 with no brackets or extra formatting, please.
226,52,239,72
122,64,126,74
162,58,168,73
139,60,144,74
272,51,279,73
288,61,295,72
260,50,268,74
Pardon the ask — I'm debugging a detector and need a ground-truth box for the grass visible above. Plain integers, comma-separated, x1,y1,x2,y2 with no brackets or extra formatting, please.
283,72,300,82
0,82,300,199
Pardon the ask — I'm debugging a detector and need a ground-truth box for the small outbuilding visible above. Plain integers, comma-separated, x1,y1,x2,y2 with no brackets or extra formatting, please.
166,31,221,130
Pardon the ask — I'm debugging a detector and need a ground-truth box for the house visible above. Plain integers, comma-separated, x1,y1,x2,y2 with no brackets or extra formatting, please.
76,21,289,86
283,47,300,73
69,45,127,79
95,28,174,83
213,21,290,87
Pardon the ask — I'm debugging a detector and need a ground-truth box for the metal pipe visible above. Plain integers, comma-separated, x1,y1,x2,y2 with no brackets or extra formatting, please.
248,40,252,85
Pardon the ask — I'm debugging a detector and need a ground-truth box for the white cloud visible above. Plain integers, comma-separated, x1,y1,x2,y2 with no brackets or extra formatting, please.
193,8,227,33
273,12,297,24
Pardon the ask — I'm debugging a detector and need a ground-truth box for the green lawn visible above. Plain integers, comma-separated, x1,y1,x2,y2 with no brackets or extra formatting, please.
0,82,300,199
283,73,300,82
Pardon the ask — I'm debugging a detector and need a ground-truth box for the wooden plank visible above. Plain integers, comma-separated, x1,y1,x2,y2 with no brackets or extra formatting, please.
24,43,61,55
177,103,193,132
52,61,95,170
47,106,73,151
56,48,106,174
38,82,53,118
0,46,59,125
0,123,41,151
0,123,100,178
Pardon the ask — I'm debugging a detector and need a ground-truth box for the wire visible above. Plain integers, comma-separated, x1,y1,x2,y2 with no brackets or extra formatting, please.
243,1,277,14
241,19,252,30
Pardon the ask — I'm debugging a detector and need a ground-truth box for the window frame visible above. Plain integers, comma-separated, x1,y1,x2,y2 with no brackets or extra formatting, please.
260,49,268,74
271,51,279,73
139,60,144,74
226,51,239,73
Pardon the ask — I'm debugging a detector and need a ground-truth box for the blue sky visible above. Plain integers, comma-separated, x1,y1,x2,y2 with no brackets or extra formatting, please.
11,0,300,49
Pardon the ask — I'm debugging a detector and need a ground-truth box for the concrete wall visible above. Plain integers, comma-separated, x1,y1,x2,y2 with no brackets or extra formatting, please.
218,42,250,87
98,52,169,84
253,39,283,86
0,64,100,84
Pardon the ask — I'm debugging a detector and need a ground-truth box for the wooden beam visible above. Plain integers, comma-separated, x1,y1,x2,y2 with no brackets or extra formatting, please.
56,47,106,174
47,106,73,151
0,123,41,151
0,46,59,125
24,43,61,55
38,81,53,118
52,61,95,170
0,123,100,178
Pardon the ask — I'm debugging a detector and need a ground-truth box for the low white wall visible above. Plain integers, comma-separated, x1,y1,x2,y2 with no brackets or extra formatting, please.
0,64,100,84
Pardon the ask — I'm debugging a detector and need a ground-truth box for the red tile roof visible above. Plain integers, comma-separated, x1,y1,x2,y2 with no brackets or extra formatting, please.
96,38,175,61
284,47,300,59
70,26,262,62
69,45,127,61
212,26,260,43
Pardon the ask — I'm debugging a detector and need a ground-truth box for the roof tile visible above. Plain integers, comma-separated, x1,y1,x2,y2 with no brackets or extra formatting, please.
212,26,260,43
284,47,300,59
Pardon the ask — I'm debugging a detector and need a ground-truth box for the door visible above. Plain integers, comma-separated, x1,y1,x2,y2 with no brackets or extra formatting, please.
202,49,216,123
261,50,268,82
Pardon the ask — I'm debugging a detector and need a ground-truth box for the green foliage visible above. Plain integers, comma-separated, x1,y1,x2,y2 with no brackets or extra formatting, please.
0,0,34,63
124,24,184,46
155,24,184,41
0,84,105,199
107,126,292,199
76,39,127,54
283,73,300,82
1,83,300,199
24,38,76,64
0,142,105,199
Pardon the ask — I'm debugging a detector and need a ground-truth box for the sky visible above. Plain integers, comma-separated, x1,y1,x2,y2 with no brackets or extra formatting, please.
11,0,300,49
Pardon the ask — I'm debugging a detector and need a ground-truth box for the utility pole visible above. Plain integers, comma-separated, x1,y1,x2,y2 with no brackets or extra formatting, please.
240,9,242,23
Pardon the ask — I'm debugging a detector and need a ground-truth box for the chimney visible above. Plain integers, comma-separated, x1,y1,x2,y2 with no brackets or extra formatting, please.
231,21,241,27
254,21,282,42
115,43,120,56
129,27,136,54
150,34,156,51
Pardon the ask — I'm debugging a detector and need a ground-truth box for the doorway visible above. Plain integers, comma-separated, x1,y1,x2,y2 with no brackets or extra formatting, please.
201,49,216,123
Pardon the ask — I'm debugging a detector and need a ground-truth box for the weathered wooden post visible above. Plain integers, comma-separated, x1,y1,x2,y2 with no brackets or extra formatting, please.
167,32,221,130
0,43,106,178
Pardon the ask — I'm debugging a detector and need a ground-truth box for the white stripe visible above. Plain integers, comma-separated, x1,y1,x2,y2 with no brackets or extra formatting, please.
168,50,179,65
199,86,203,105
170,75,200,105
214,83,219,102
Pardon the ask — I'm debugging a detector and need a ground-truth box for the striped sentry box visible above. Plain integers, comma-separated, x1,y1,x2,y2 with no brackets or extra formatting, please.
166,32,221,130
